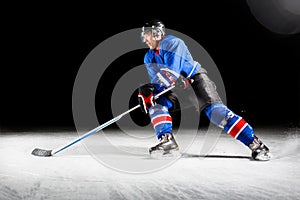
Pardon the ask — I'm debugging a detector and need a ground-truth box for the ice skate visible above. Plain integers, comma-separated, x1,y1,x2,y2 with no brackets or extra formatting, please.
249,136,271,161
149,133,180,158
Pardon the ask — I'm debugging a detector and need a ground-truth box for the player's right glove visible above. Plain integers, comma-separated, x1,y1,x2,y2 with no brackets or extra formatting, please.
138,83,156,114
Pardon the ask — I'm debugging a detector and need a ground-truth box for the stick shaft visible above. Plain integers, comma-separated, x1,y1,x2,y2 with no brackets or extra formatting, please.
52,116,121,155
51,84,175,155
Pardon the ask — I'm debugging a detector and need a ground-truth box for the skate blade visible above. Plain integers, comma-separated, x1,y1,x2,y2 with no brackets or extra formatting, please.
253,150,271,161
255,154,271,161
149,148,181,159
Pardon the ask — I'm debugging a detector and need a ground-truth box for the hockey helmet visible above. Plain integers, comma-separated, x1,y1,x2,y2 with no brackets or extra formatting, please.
141,19,165,41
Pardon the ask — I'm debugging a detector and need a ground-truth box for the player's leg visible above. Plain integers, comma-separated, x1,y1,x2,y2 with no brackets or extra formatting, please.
191,68,270,160
148,96,179,155
204,103,270,160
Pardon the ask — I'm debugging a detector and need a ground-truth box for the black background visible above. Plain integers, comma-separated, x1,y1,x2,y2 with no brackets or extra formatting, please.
1,1,299,131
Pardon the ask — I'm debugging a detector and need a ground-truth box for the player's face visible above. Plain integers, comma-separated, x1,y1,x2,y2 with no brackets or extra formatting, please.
142,31,158,50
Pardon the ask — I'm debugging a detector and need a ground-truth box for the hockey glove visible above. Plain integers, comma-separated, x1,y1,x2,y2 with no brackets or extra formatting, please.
138,83,156,114
175,75,190,89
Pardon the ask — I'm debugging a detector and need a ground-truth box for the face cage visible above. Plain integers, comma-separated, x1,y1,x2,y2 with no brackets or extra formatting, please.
141,27,164,43
140,29,151,43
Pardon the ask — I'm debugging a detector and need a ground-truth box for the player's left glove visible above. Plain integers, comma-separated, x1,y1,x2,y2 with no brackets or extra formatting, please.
175,75,190,89
138,83,156,114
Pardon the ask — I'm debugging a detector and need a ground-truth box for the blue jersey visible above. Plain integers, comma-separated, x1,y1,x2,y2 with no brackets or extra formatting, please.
144,34,201,92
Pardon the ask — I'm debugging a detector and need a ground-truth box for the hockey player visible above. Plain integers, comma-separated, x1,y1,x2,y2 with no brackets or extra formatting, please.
137,19,271,161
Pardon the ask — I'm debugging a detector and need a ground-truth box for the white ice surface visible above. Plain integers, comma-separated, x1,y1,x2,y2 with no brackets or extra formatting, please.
0,127,299,200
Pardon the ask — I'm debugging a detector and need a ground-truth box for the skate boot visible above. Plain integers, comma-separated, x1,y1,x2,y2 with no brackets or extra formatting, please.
149,133,180,158
249,136,271,161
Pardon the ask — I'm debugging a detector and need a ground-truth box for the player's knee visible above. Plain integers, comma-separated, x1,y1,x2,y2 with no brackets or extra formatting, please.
204,103,238,128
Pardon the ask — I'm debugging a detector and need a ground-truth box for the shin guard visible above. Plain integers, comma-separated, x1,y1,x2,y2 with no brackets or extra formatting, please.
149,104,173,139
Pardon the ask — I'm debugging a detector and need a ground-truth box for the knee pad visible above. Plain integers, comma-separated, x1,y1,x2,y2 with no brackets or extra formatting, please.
205,103,245,131
204,103,255,145
155,93,177,111
204,103,230,128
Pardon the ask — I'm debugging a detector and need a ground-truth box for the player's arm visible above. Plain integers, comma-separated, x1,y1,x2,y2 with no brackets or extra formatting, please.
160,39,190,89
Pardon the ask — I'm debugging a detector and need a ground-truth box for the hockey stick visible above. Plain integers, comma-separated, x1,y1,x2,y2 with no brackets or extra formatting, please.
31,84,175,157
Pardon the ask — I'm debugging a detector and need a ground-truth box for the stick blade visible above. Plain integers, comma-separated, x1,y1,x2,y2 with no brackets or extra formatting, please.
31,148,52,157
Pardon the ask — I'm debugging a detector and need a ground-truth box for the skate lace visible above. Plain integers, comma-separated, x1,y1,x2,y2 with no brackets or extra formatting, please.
155,134,173,147
249,137,262,151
